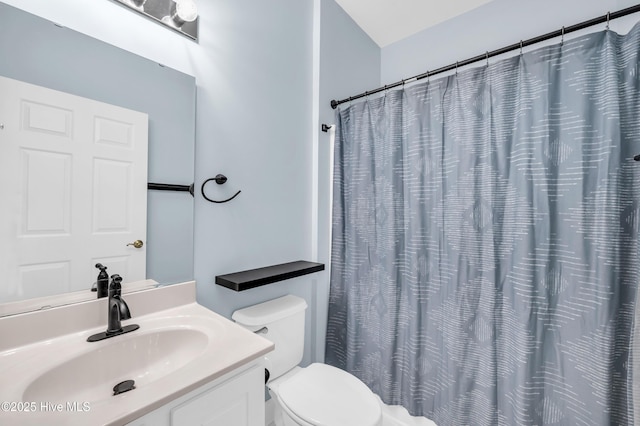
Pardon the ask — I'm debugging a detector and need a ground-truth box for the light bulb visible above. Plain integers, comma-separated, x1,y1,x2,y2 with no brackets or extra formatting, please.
174,0,198,23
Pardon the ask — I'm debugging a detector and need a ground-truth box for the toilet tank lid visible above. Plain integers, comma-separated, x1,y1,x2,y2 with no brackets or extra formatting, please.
232,295,308,326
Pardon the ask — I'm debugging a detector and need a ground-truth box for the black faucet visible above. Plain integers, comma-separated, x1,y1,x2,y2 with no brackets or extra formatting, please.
91,263,109,299
87,274,140,342
107,274,130,333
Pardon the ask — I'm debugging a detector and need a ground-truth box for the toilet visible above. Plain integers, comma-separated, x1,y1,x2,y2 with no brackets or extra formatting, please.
232,295,383,426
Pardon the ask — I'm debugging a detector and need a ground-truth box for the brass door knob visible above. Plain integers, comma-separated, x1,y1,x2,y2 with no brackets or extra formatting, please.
127,240,144,249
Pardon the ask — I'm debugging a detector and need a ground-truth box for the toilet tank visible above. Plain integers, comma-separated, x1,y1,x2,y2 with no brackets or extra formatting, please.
232,295,307,382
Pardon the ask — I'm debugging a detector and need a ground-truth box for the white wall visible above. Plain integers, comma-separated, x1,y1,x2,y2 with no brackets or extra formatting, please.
381,0,640,84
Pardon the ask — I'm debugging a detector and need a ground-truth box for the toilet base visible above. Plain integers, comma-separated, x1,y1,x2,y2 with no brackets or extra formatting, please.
266,367,311,426
267,366,382,426
270,394,305,426
372,395,437,426
265,388,438,426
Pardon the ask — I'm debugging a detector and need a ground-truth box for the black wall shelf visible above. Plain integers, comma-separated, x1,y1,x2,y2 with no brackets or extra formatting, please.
215,260,325,292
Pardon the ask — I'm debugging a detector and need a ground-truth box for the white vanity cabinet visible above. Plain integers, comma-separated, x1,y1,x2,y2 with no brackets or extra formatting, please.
127,361,265,426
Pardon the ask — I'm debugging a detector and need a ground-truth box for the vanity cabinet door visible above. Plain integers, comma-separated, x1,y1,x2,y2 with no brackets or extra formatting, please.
171,364,264,426
126,408,167,426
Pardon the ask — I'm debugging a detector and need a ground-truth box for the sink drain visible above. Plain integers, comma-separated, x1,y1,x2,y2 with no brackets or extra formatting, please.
113,379,135,396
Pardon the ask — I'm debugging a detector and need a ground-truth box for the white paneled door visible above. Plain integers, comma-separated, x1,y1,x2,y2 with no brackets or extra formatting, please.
0,75,148,303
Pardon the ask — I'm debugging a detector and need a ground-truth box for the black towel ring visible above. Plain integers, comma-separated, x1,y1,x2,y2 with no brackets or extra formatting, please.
201,174,241,204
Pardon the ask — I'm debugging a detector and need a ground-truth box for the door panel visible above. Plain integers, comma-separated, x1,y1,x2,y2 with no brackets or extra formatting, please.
0,75,148,303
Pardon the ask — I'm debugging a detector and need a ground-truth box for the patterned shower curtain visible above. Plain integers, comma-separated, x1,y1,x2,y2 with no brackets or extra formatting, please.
325,24,640,426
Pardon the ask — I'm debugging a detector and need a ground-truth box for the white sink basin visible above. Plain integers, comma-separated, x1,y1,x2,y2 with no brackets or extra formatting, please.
0,282,274,426
23,327,208,404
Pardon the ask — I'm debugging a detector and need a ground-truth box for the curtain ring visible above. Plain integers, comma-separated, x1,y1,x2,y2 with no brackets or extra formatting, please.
561,26,565,45
426,70,430,83
520,40,523,55
486,51,489,67
455,61,458,75
606,12,610,30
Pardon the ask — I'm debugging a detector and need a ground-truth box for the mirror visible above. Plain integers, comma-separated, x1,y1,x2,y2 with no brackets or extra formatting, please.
0,2,196,316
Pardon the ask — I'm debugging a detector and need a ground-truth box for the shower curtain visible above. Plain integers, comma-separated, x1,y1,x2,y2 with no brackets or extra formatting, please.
325,24,640,426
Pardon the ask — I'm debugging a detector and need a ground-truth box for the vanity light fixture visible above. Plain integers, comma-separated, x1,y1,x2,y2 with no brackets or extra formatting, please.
112,0,199,41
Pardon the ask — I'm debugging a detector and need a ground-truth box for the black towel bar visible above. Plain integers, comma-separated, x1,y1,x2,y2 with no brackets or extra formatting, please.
147,182,194,197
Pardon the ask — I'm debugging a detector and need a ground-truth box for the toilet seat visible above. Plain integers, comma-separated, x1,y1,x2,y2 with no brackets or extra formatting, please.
277,363,381,426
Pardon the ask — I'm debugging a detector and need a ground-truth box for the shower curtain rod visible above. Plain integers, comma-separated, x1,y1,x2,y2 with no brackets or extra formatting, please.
330,4,640,109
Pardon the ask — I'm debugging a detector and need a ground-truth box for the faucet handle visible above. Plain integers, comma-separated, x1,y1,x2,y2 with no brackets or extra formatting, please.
110,274,123,291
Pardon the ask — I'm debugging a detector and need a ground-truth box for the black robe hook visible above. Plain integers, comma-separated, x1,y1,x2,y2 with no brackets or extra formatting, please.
201,174,241,203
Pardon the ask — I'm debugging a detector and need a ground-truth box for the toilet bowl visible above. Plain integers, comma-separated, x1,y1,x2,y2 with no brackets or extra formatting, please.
269,364,382,426
232,295,382,426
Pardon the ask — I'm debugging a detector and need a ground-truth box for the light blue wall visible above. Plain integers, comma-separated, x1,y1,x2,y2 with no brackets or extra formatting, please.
191,0,318,366
319,0,381,118
2,0,378,366
381,0,640,85
195,0,380,366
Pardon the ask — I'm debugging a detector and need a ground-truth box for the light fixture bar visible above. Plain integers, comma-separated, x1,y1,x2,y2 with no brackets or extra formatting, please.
112,0,199,41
